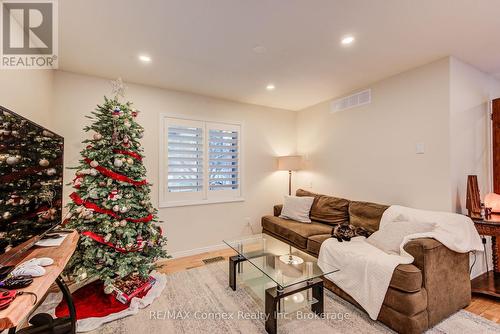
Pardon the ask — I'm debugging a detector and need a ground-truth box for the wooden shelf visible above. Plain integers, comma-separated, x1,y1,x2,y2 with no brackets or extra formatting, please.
0,231,78,330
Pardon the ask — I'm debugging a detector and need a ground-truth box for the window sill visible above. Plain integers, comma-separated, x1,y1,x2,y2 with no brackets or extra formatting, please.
159,198,245,208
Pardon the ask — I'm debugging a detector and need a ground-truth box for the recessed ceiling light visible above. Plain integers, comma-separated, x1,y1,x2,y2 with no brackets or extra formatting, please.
138,54,152,63
341,35,355,46
266,83,275,91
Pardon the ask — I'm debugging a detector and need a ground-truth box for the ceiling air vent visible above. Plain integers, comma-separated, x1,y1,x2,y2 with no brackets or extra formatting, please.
330,89,371,113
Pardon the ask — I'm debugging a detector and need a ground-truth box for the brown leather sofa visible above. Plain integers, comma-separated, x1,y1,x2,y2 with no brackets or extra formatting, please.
261,189,471,334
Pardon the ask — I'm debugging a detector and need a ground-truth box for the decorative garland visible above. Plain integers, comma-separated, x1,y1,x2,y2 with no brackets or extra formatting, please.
82,231,138,253
113,149,143,161
0,157,63,183
70,192,154,223
83,158,147,186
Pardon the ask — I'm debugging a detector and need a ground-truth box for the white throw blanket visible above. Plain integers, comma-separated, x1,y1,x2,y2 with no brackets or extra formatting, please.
318,205,483,320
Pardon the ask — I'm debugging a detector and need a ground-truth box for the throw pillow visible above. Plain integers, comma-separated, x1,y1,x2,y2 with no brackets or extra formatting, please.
280,195,315,223
367,220,436,254
332,223,372,242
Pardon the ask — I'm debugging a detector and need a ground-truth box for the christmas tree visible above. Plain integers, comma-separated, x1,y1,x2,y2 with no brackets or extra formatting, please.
65,80,167,292
0,109,63,253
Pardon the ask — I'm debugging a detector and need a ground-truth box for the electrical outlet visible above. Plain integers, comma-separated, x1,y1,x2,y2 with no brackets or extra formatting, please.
245,217,254,234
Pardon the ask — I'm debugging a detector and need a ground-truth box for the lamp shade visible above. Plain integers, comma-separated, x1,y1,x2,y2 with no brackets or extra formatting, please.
277,155,302,171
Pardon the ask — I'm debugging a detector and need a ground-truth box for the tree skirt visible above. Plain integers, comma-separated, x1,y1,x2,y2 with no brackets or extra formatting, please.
40,272,166,332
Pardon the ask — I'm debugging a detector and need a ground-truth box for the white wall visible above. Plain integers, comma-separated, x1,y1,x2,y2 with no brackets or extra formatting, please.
51,71,296,257
449,56,500,213
449,57,500,278
296,58,452,211
0,70,53,128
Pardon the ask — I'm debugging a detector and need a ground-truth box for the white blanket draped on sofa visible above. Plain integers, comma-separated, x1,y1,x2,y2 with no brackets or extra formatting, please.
317,205,483,320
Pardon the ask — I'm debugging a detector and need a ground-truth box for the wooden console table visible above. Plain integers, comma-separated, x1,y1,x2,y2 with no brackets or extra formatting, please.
471,215,500,298
0,231,79,333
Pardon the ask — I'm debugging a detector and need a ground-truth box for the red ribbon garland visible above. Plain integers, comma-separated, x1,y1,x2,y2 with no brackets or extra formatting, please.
82,231,138,253
113,149,143,161
83,158,147,186
70,192,154,223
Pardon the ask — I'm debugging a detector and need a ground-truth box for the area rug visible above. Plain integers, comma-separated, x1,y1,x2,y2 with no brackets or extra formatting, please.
42,261,500,333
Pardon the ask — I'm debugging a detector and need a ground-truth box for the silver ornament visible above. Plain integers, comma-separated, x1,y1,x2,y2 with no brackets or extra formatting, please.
119,206,128,213
46,168,57,176
89,168,98,176
113,158,123,168
6,156,19,165
90,160,99,168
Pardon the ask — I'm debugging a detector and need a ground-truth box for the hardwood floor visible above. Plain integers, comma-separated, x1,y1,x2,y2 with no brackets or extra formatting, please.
157,249,500,324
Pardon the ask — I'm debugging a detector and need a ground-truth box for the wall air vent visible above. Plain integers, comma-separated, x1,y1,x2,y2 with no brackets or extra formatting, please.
330,89,371,113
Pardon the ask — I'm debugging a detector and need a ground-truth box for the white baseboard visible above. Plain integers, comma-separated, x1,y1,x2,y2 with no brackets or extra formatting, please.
170,243,228,259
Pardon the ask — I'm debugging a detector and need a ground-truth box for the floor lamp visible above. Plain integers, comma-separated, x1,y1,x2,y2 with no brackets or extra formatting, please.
277,155,303,264
277,155,302,196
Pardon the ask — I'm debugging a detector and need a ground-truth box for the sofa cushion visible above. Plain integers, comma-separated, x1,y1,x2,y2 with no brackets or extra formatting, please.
296,189,350,226
307,234,422,292
280,195,315,223
307,234,332,255
390,264,422,293
261,215,333,249
324,278,428,318
348,200,389,232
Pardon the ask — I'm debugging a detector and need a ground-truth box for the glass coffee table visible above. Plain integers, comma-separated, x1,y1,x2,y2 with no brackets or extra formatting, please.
223,233,339,334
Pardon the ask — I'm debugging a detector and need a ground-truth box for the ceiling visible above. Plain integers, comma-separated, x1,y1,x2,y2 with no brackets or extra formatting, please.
59,0,500,111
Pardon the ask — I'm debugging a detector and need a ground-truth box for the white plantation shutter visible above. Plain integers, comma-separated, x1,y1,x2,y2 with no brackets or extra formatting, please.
207,123,240,198
160,116,242,206
163,118,205,203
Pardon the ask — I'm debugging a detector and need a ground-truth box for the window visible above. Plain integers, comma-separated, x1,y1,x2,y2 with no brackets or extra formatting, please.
160,116,242,207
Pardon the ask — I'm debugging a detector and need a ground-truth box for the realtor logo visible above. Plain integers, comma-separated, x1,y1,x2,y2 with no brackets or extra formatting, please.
1,0,58,69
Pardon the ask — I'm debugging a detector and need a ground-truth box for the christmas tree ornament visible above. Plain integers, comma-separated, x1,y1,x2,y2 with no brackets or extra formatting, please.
121,157,127,163
119,206,128,213
99,181,106,187
6,155,19,165
90,160,99,168
46,168,57,176
108,189,121,201
42,130,54,137
126,158,134,165
89,169,99,176
113,221,120,227
120,220,127,227
2,211,12,220
93,133,103,140
113,158,123,168
112,205,120,212
39,158,50,167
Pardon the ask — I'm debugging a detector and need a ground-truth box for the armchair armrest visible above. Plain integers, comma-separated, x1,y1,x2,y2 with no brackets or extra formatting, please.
273,204,283,217
403,238,471,326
